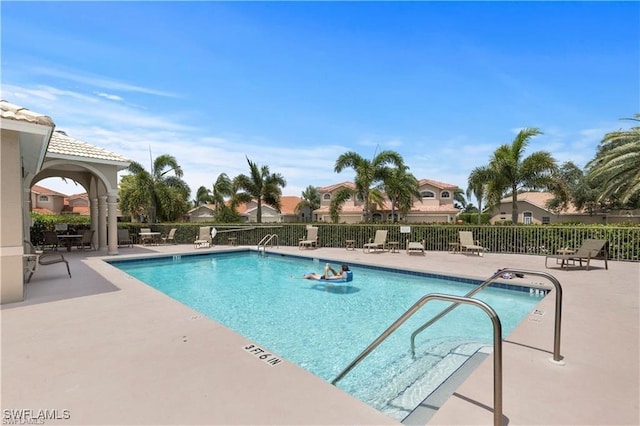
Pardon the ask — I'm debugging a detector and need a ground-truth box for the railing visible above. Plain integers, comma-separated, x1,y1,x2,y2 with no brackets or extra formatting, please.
257,234,279,251
411,268,564,364
331,294,505,426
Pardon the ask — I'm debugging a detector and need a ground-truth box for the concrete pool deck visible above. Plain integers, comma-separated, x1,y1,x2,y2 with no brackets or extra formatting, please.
2,244,638,425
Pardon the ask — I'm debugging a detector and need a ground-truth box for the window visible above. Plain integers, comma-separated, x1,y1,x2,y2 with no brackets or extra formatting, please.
421,190,435,199
323,193,331,201
542,217,550,224
441,191,450,199
523,212,533,224
38,195,49,202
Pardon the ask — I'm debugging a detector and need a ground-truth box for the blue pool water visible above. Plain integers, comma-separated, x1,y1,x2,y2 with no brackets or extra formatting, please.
111,251,542,420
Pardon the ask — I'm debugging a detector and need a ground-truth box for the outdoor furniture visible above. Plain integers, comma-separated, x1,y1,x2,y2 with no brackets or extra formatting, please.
363,230,388,253
23,240,71,283
406,239,426,255
299,226,319,249
345,240,355,251
387,241,399,253
194,226,212,248
139,228,161,245
162,228,178,245
545,239,609,270
458,231,486,256
77,230,95,251
228,237,237,246
42,230,60,251
117,229,133,247
57,234,82,252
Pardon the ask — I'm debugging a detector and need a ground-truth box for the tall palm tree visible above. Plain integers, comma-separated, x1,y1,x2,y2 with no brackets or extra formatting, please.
587,114,640,204
483,128,557,223
334,150,404,222
377,165,421,222
233,156,287,223
295,185,321,222
119,154,190,223
329,187,354,223
212,173,233,211
467,166,490,224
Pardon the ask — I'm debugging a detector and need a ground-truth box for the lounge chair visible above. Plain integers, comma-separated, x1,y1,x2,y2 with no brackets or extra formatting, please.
545,239,609,270
406,239,425,255
194,226,212,248
77,229,95,251
459,231,486,256
139,227,154,245
162,228,178,245
42,230,59,251
364,230,388,253
299,226,318,249
117,229,133,247
23,240,71,283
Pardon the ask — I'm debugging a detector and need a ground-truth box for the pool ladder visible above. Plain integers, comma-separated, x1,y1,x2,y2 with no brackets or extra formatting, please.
257,234,279,252
331,268,565,426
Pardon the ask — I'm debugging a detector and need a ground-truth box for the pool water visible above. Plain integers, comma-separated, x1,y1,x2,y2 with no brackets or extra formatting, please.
111,251,542,420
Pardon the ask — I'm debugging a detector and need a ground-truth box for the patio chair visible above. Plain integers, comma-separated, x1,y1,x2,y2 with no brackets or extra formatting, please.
299,226,318,249
363,230,388,253
117,229,133,247
545,239,609,270
77,229,95,251
23,240,71,283
406,239,425,255
162,228,178,245
459,231,486,256
194,226,212,248
42,230,59,251
139,227,155,245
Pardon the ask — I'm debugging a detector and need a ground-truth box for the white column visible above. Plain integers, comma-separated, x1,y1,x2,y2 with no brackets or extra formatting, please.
107,193,119,255
90,197,99,249
98,195,107,251
23,187,32,243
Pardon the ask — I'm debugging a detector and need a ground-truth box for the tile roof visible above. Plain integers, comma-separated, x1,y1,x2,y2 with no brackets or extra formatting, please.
48,130,130,164
0,100,55,127
500,191,581,214
418,178,459,189
31,184,68,197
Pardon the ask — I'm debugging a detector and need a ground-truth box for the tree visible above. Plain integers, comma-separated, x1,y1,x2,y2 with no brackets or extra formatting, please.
195,186,213,206
329,187,354,223
334,150,404,222
587,114,640,205
377,165,421,222
467,166,490,225
483,128,557,223
233,156,287,223
295,186,321,222
119,154,190,223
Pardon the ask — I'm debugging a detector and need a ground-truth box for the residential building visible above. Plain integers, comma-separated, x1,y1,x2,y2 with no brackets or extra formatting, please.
313,179,460,223
187,196,303,223
488,192,640,225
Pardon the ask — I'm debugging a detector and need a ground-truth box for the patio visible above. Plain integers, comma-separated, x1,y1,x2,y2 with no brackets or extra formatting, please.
2,244,638,425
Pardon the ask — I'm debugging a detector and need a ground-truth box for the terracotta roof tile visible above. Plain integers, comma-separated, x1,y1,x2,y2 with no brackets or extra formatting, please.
418,178,459,189
48,131,130,164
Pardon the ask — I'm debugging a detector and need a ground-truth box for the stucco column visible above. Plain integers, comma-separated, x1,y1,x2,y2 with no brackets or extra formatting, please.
98,195,107,251
90,197,99,249
107,193,119,255
23,187,32,242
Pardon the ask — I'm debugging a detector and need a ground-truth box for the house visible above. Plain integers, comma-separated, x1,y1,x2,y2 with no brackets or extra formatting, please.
29,185,91,215
187,196,303,223
313,179,460,223
488,192,640,225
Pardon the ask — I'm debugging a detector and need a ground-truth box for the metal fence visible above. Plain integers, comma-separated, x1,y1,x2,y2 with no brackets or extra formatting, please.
145,223,640,262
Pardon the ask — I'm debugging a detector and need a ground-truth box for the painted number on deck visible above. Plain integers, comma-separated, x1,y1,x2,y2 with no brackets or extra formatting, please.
243,344,283,366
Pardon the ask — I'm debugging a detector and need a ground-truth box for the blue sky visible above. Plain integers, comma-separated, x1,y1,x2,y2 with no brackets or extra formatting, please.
2,1,639,201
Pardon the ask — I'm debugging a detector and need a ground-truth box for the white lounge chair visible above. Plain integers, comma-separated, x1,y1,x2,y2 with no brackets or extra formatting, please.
364,230,388,253
299,226,318,249
406,239,425,255
459,231,486,256
194,226,212,248
162,228,178,245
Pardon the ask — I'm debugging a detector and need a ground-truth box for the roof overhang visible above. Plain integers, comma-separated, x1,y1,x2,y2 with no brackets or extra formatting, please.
1,116,55,175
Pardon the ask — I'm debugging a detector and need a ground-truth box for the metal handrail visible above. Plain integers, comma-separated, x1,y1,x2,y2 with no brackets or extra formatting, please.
257,234,279,250
411,268,563,364
331,294,504,426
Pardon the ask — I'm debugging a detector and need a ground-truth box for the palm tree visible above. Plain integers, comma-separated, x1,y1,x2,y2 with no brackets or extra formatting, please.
295,186,321,222
195,186,213,206
212,173,233,211
587,114,640,205
377,165,421,222
119,154,190,223
334,150,404,222
483,128,557,223
329,187,354,223
233,156,287,223
467,166,490,225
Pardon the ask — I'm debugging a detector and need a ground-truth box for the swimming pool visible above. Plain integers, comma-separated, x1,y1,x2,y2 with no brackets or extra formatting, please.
111,251,544,421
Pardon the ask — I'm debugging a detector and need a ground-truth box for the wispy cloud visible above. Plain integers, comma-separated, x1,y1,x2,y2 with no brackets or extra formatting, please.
96,92,123,102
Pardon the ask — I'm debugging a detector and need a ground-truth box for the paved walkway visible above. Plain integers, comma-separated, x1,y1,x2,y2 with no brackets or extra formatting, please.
2,244,638,425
